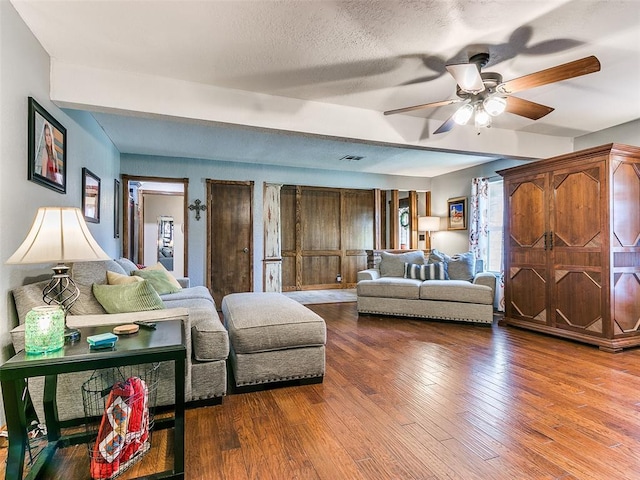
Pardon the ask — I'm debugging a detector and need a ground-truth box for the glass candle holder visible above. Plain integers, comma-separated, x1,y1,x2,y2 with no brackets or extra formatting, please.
25,306,65,354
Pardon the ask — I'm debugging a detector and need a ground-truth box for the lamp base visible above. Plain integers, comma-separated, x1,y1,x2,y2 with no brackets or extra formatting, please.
64,326,81,343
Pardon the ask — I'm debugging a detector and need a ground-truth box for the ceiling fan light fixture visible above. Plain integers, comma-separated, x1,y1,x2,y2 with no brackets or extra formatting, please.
452,103,474,125
474,106,492,128
483,96,507,116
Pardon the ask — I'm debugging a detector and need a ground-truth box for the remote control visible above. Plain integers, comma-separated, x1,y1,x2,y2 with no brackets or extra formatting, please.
134,320,157,330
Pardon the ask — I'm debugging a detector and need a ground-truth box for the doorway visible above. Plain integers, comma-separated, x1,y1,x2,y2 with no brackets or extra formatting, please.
206,180,253,306
122,175,189,278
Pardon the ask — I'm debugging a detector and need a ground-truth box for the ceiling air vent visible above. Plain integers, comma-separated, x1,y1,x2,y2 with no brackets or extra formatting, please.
339,155,364,162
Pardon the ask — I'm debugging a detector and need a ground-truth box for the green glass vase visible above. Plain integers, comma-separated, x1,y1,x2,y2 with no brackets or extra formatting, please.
25,306,65,354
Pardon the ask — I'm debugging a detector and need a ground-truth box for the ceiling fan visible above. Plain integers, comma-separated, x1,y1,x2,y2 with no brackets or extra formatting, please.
383,53,601,134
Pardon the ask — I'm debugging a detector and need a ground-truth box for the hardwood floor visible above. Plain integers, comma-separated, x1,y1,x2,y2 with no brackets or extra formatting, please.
5,302,640,479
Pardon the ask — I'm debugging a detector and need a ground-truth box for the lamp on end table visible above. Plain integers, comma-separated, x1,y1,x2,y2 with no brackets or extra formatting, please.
6,207,110,343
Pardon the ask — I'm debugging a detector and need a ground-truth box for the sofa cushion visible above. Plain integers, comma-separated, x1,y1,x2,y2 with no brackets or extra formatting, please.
404,262,448,280
132,269,181,295
71,260,127,286
68,284,108,315
429,250,476,282
92,281,165,314
379,250,425,277
357,277,422,300
420,280,493,305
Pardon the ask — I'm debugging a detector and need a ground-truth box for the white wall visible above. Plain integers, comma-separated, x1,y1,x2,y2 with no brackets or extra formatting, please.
1,1,120,425
121,153,433,289
574,118,640,150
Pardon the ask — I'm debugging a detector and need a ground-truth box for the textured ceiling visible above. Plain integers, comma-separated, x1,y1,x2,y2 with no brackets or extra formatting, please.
10,0,640,176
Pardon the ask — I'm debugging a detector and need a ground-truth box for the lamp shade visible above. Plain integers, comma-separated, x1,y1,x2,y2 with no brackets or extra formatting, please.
418,216,440,232
6,207,110,264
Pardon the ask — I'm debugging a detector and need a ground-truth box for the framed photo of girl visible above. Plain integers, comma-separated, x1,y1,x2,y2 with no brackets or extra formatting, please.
28,97,67,193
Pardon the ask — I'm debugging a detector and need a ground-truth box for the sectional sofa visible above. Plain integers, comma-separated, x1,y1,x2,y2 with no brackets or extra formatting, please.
357,249,496,324
10,258,229,422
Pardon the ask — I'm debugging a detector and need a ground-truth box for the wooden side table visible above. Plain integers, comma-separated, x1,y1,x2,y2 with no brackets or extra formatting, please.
0,319,186,480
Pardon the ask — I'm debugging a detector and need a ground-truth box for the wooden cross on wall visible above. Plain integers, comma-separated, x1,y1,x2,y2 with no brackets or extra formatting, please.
188,199,206,221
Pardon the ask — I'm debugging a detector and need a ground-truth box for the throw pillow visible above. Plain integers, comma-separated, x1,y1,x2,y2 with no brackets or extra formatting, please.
447,252,477,282
379,251,425,277
144,262,183,290
404,262,448,280
114,257,139,276
92,281,165,314
132,269,181,295
12,280,52,322
71,260,127,286
106,270,143,286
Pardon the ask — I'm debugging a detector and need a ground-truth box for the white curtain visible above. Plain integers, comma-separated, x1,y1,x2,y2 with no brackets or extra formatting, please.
469,177,489,264
469,177,504,311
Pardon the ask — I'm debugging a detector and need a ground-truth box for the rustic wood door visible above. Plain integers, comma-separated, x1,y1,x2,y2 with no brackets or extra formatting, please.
550,160,606,336
504,172,550,325
206,180,253,306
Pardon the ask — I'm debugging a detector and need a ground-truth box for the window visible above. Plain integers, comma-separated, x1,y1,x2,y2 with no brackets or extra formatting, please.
487,180,504,272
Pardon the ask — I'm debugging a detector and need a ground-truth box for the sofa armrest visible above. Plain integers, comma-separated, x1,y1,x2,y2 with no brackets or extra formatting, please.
357,269,381,282
177,277,190,288
473,272,496,293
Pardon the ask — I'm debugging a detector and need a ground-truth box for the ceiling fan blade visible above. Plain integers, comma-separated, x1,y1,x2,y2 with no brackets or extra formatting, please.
445,63,485,93
433,114,457,134
383,99,461,116
505,96,555,120
498,55,600,94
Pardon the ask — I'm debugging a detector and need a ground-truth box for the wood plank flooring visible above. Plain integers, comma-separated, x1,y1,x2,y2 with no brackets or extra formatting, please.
4,302,640,479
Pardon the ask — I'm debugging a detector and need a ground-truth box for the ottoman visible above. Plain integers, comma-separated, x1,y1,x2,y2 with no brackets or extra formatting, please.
221,292,327,387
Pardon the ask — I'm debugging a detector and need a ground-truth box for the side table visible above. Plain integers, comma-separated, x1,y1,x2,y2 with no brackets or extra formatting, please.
0,319,186,480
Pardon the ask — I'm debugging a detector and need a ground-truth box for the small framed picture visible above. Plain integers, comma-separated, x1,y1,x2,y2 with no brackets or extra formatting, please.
114,179,121,238
28,97,67,193
447,196,467,230
82,168,101,223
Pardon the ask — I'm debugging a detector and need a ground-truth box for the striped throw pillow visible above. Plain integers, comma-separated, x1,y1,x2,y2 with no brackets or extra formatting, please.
404,262,448,280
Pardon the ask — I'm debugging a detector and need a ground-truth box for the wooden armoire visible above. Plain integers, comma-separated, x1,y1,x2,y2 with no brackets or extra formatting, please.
498,143,640,352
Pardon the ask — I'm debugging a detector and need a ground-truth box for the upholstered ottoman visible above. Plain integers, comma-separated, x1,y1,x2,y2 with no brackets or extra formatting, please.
221,292,326,387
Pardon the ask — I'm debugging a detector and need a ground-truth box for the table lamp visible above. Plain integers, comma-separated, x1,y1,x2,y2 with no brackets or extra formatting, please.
418,216,440,250
6,207,110,342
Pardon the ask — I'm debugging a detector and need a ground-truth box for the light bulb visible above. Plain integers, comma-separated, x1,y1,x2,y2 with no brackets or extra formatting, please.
475,107,492,128
452,104,474,125
483,96,507,116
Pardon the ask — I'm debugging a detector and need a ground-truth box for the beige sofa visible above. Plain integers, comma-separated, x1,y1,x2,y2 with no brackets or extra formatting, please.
357,250,496,325
10,258,229,422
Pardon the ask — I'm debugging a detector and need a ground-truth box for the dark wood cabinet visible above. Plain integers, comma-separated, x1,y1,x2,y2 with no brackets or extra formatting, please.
498,143,640,351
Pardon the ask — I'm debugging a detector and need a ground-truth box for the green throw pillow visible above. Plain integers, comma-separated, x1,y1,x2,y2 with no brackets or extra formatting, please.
92,281,165,314
132,269,181,295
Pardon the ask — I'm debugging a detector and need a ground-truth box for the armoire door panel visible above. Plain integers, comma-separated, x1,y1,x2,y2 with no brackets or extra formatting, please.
508,180,546,248
612,162,640,247
509,267,547,323
553,270,602,331
613,273,640,333
553,170,602,248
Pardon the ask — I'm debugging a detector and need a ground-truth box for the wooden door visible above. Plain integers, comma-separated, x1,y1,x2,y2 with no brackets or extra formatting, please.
504,172,549,325
550,160,606,337
207,180,253,306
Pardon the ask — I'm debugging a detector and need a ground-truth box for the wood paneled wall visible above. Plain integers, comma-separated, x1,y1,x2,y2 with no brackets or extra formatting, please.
281,185,375,290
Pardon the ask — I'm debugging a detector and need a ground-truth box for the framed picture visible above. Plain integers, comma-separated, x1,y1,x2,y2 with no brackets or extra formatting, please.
447,196,467,230
82,168,101,223
114,179,121,238
28,97,67,193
